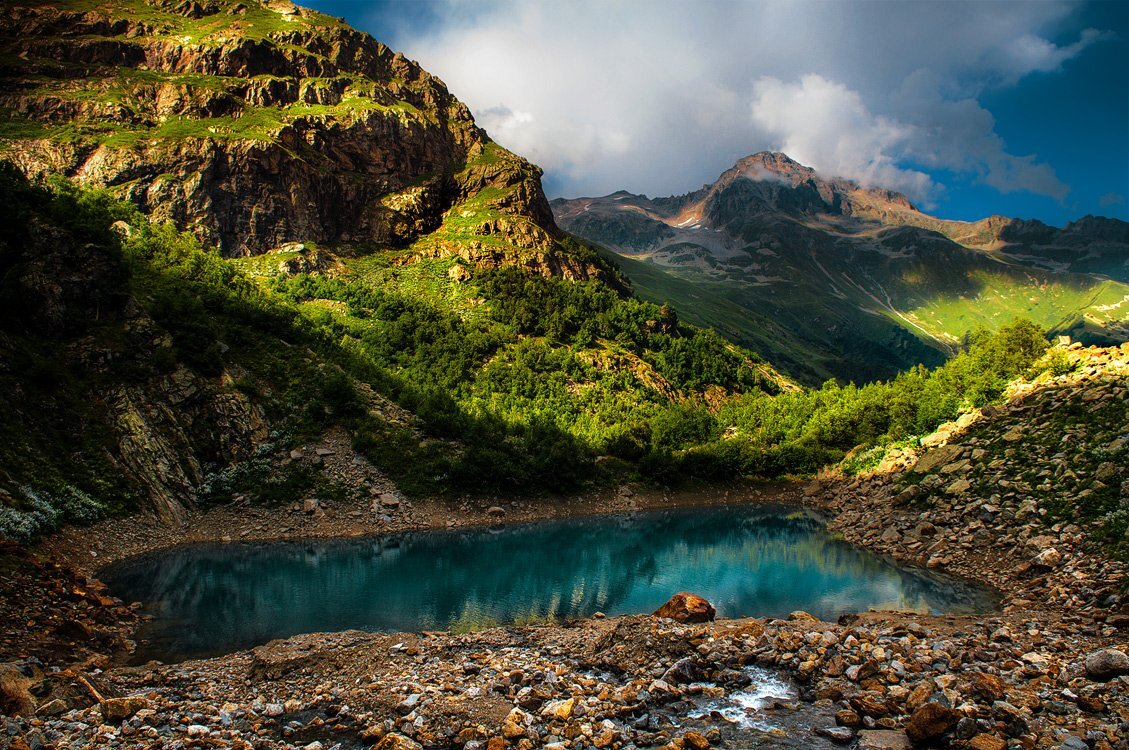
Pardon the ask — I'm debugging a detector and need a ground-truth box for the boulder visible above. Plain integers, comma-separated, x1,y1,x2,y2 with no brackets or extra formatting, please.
487,506,506,517
1084,649,1129,681
100,696,149,723
905,702,963,744
911,444,963,474
653,592,716,623
1033,547,1062,567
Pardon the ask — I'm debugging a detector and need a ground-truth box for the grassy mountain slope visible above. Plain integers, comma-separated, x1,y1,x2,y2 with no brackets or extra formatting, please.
554,152,1129,385
0,0,603,281
0,165,794,538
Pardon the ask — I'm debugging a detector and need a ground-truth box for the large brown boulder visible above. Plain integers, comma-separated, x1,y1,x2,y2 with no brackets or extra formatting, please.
653,592,716,623
905,702,963,744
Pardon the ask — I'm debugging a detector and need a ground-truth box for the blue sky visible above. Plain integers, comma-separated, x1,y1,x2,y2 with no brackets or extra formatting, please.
306,0,1128,227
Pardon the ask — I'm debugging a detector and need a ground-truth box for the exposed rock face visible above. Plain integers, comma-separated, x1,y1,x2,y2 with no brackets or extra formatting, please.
0,0,596,279
653,592,716,623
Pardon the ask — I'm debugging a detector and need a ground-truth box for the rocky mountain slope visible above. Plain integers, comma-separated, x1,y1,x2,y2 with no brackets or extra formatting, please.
0,0,601,279
553,153,1129,384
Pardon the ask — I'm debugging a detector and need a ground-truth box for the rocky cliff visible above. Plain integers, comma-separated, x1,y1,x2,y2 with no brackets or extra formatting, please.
0,0,600,279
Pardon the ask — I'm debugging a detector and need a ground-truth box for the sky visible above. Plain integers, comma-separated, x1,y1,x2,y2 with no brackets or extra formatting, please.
304,0,1129,227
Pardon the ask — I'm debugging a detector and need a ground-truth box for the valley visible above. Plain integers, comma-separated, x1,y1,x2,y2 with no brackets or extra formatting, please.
0,1,1127,750
553,153,1129,385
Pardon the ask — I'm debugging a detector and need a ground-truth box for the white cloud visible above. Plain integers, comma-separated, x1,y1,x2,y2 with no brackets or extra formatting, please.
749,75,936,203
362,0,1105,207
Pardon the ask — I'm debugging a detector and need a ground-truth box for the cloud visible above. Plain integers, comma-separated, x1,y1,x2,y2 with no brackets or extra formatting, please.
749,75,937,203
355,0,1105,206
1099,192,1126,208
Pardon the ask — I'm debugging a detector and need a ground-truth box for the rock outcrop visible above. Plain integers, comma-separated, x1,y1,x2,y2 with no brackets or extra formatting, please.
0,0,600,279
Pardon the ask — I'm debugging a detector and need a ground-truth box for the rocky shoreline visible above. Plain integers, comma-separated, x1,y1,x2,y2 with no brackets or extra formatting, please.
2,346,1128,750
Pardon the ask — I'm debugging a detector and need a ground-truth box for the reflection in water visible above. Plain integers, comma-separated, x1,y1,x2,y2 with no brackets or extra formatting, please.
102,504,997,662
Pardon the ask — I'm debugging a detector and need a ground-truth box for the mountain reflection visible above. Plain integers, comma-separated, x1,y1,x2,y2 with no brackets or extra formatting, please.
103,504,998,662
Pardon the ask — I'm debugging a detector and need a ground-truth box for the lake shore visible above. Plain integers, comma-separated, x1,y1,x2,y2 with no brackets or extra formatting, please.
5,358,1129,749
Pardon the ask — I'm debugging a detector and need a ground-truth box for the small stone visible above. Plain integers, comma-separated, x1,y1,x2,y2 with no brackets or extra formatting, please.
395,694,421,715
1034,547,1062,567
487,506,506,517
187,725,210,738
1057,737,1088,750
945,478,972,495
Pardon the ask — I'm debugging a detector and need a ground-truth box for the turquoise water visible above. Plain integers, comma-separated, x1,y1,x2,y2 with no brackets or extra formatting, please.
102,504,997,662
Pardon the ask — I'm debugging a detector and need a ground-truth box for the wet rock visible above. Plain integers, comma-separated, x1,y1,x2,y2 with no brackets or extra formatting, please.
661,657,707,685
1084,649,1129,681
653,592,715,623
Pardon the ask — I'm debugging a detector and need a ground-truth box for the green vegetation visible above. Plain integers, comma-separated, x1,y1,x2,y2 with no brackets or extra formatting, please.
0,167,1070,541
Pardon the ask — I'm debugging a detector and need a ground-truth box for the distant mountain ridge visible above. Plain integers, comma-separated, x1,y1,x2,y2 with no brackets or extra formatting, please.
553,152,1129,384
